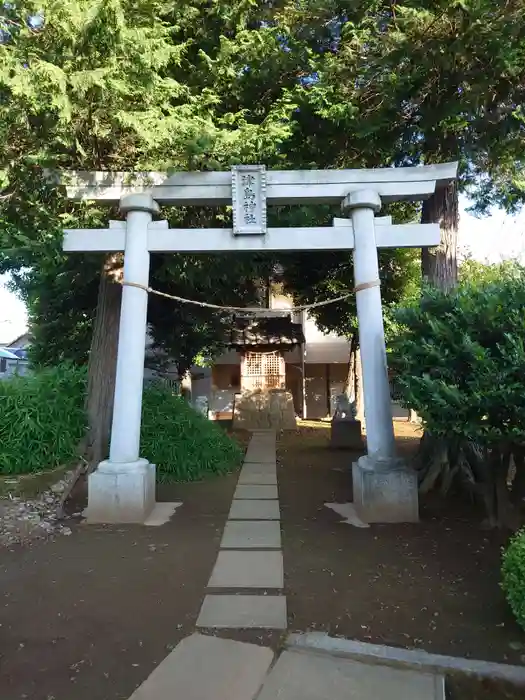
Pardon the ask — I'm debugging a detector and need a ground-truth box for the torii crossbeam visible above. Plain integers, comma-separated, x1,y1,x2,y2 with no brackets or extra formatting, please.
60,162,458,525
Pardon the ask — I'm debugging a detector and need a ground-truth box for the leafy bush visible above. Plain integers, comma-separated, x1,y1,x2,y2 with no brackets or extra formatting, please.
390,272,525,525
502,529,525,631
141,383,243,482
0,367,242,482
0,364,87,474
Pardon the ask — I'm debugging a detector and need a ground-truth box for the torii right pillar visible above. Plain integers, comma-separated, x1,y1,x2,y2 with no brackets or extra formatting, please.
343,190,419,523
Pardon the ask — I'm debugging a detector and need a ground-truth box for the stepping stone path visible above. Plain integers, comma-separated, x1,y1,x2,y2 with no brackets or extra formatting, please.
128,634,445,700
197,430,287,630
127,430,445,700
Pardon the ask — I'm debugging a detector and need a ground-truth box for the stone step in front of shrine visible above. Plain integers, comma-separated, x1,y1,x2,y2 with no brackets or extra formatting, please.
197,430,287,631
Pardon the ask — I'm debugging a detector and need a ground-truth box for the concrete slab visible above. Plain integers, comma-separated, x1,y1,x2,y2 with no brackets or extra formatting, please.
241,462,276,474
244,451,276,464
127,633,273,700
229,499,280,520
197,595,287,629
208,550,284,588
221,520,281,549
256,649,444,700
235,484,278,500
238,472,277,485
324,502,370,528
144,502,183,526
287,632,525,687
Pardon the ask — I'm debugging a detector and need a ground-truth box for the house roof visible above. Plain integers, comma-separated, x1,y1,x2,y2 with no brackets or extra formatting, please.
0,347,20,360
228,315,304,350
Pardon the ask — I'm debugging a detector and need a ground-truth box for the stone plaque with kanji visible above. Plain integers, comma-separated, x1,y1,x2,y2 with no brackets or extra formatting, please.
232,164,267,235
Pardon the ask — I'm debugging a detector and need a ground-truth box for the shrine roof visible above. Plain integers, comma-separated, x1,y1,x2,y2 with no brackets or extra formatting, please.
228,315,304,350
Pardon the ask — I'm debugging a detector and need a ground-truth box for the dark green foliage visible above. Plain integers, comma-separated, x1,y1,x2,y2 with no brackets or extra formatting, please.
502,529,525,631
0,367,243,480
0,364,87,474
141,384,243,482
391,274,525,445
390,272,525,525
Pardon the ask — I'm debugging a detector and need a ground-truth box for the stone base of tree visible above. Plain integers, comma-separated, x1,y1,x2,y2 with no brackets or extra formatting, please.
85,458,156,523
352,455,419,523
330,418,364,449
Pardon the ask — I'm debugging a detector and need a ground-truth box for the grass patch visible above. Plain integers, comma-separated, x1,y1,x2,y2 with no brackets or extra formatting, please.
0,368,242,482
0,365,86,476
141,384,243,482
0,465,71,499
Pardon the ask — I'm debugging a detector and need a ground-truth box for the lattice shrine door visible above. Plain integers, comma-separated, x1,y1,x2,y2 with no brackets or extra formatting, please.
240,351,286,392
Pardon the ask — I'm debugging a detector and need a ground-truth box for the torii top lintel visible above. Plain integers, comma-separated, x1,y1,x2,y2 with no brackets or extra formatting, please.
60,162,458,206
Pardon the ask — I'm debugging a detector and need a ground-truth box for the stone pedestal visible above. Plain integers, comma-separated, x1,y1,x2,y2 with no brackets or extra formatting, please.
85,458,156,523
352,455,419,523
330,418,364,450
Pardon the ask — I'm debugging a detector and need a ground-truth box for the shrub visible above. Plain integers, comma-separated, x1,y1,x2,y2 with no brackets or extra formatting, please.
0,364,87,474
390,272,525,526
0,366,242,482
141,383,243,482
502,529,525,631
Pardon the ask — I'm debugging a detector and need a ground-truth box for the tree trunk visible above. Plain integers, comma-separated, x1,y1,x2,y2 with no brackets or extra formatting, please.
416,180,460,490
421,180,459,292
85,254,123,467
511,448,525,510
355,346,364,422
343,333,357,402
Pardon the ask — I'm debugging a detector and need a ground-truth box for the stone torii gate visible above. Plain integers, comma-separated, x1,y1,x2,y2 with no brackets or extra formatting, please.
63,162,458,524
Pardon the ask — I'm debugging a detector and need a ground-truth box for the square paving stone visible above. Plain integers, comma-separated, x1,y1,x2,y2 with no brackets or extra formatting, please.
229,499,280,520
238,472,277,485
197,595,287,629
208,551,284,588
221,520,281,549
244,450,276,464
128,633,274,700
256,650,444,700
235,484,278,500
241,462,276,474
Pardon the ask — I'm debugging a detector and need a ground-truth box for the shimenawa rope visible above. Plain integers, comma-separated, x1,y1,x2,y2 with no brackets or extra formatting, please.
119,278,380,313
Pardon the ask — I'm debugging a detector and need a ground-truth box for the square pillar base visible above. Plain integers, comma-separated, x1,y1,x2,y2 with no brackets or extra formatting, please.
352,455,419,523
85,458,156,524
330,418,364,450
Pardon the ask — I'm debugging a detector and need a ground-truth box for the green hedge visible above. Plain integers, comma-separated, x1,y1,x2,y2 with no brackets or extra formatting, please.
141,383,243,481
0,368,242,481
502,529,525,631
0,365,87,474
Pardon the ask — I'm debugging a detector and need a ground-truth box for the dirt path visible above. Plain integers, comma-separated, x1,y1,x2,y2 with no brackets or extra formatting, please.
278,423,525,666
0,473,238,700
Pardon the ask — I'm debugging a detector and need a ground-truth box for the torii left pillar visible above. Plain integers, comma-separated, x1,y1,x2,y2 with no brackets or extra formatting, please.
86,193,159,523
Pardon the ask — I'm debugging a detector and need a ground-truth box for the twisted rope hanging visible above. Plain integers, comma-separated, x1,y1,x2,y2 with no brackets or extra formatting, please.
119,280,370,313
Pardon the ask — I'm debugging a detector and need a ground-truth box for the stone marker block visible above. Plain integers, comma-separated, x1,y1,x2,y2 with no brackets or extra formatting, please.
330,418,364,450
128,633,274,700
197,595,287,629
352,455,419,523
235,484,278,500
229,499,280,520
208,550,284,588
221,520,282,549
